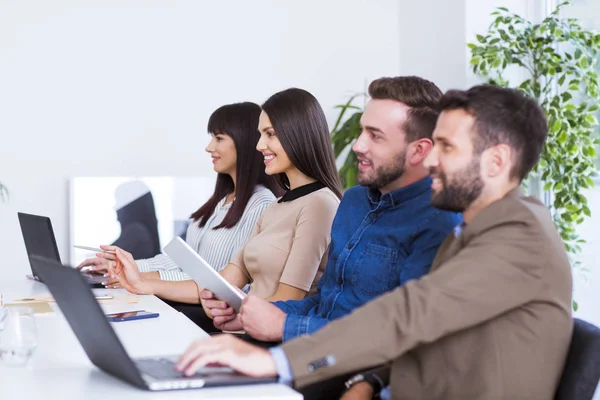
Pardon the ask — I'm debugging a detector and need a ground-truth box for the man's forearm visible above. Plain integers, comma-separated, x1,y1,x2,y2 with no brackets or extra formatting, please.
273,293,321,315
282,314,329,342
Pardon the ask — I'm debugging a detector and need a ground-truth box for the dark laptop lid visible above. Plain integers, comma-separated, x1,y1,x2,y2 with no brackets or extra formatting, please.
17,213,62,280
30,255,147,389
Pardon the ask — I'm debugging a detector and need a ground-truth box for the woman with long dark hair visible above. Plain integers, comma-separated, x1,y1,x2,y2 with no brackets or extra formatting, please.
78,102,281,291
101,89,342,332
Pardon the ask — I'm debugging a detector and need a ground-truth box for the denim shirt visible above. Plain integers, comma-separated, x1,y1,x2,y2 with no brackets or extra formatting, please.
273,177,462,341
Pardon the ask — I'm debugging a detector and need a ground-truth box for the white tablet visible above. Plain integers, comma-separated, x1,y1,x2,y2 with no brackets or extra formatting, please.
163,237,245,312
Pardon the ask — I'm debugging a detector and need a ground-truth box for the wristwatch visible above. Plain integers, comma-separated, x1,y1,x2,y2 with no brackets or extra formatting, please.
344,372,383,398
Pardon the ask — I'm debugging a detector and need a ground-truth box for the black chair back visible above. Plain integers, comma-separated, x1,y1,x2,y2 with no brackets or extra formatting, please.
554,318,600,400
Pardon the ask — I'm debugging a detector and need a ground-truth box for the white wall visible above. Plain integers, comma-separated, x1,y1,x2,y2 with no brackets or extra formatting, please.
0,0,401,280
398,0,467,91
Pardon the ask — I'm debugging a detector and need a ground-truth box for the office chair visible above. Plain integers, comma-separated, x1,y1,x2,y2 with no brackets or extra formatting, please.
554,318,600,400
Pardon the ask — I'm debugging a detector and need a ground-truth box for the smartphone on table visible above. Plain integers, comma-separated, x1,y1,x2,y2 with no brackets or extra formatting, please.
106,310,159,322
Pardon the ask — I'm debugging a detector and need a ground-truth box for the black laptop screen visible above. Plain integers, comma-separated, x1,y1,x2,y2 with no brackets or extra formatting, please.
18,212,61,278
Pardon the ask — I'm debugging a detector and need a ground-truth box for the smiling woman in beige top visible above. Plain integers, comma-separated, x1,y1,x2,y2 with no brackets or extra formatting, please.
230,181,338,299
100,88,342,331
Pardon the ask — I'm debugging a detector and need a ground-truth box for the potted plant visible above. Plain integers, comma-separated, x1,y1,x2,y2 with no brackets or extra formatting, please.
330,94,364,190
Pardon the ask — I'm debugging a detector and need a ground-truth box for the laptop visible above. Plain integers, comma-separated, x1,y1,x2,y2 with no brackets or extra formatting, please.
164,237,245,312
30,255,275,391
17,212,108,288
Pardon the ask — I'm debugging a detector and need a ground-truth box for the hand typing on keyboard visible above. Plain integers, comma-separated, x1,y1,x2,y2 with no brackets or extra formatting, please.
136,358,233,380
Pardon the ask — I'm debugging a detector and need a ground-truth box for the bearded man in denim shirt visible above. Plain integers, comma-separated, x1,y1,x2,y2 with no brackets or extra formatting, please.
203,76,461,348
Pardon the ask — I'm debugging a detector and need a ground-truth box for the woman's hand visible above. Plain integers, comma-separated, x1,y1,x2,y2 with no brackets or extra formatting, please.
200,289,242,331
96,246,153,295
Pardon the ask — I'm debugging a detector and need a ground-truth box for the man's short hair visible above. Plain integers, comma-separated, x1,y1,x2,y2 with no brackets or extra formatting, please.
439,85,548,182
368,76,443,142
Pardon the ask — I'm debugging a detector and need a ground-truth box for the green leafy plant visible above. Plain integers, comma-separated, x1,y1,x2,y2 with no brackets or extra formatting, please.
0,182,7,203
330,94,364,189
469,2,600,283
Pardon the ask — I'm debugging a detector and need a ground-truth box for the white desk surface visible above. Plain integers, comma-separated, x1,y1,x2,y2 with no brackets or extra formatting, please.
0,278,302,400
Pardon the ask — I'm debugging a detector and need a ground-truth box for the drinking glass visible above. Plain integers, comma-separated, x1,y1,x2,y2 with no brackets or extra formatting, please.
0,306,38,366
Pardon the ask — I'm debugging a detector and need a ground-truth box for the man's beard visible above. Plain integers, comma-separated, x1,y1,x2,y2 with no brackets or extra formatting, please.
357,152,406,189
430,157,484,213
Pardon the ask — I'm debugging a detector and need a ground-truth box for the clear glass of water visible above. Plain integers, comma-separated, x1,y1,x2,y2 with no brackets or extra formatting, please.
0,307,37,366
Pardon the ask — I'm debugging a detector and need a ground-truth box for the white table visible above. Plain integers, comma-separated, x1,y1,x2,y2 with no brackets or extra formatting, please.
0,278,302,400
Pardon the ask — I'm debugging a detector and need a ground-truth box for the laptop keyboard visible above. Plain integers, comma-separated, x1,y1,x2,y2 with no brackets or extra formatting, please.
136,358,234,380
136,358,191,379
